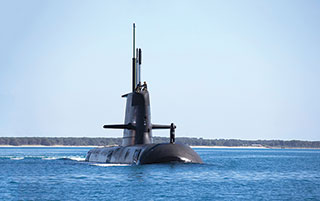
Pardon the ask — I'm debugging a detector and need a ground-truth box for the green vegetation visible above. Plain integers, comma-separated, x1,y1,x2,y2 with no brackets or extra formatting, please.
0,137,320,148
0,137,122,146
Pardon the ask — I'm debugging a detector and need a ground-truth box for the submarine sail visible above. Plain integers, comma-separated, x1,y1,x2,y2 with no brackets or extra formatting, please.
85,23,202,164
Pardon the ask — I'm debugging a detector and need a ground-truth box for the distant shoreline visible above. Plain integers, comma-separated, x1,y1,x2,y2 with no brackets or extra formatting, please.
0,145,102,148
191,146,320,149
191,145,267,149
0,145,319,149
2,137,319,148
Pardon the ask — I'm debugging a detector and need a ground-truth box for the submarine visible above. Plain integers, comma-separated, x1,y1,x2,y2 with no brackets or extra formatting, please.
85,23,203,165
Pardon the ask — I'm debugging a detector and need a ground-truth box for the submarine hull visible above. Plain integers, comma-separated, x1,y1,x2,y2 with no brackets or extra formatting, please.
85,143,203,165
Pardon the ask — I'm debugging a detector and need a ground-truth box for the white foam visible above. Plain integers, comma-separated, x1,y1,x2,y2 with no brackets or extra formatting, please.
90,163,130,167
68,157,86,162
180,157,192,163
42,157,58,160
41,156,85,161
4,155,86,161
11,157,24,160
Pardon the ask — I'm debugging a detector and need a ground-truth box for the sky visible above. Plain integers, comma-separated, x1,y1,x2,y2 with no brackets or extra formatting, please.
0,0,319,140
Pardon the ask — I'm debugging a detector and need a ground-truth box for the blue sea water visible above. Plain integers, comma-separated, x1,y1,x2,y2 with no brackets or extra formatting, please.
0,147,319,201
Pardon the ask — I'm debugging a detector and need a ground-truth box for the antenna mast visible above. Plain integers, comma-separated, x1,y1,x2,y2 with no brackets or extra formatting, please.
132,23,136,92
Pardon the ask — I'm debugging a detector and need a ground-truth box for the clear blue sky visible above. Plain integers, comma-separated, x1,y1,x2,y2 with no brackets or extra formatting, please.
1,0,319,140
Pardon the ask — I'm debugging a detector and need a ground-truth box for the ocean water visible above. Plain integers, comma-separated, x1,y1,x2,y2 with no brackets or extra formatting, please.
0,147,319,201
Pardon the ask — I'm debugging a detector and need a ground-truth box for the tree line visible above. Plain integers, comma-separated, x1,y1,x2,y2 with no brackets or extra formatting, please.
0,137,320,148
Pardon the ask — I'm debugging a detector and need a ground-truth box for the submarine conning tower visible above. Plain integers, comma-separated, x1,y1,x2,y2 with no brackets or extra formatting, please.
103,23,175,146
121,86,152,146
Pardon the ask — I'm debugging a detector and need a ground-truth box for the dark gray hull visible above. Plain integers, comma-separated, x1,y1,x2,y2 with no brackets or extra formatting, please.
85,143,203,165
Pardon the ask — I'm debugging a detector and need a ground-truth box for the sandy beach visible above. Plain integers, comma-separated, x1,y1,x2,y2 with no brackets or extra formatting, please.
0,145,269,149
190,145,267,149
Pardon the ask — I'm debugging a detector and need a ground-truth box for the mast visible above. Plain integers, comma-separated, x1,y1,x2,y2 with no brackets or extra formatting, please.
132,23,136,92
137,48,142,86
